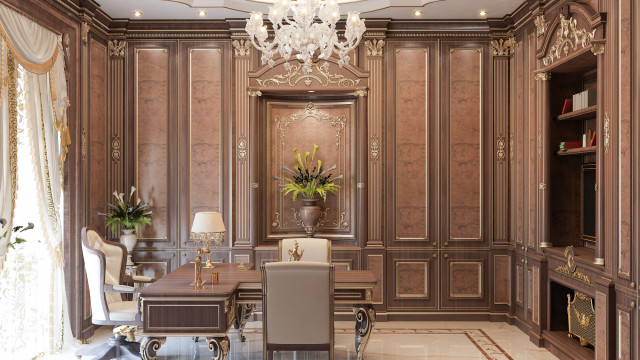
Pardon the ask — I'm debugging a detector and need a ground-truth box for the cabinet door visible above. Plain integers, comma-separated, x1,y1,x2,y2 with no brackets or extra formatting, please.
386,250,437,310
440,250,490,309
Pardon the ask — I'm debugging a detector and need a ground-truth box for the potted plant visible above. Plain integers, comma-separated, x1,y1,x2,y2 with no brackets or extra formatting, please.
0,218,33,267
99,186,152,266
273,144,342,237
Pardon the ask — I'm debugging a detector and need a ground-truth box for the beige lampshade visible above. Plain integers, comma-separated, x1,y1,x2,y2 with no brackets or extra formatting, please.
191,212,225,233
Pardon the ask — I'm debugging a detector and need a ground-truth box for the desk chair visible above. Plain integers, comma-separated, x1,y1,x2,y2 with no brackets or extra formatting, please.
261,262,335,360
77,227,152,360
278,237,331,262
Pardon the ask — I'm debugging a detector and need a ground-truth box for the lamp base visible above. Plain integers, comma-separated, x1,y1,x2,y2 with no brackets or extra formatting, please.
204,258,215,268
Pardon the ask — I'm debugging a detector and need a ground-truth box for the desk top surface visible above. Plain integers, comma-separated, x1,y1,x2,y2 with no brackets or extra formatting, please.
140,263,377,298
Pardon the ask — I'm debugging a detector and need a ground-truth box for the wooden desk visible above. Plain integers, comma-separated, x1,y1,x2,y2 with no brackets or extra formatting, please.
139,263,377,360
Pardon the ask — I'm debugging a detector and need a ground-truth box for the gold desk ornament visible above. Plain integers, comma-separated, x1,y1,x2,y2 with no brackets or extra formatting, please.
567,291,595,347
288,240,304,262
211,272,219,284
194,256,205,290
237,260,249,270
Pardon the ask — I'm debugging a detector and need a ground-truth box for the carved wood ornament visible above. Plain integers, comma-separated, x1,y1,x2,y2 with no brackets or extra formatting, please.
491,38,516,56
542,14,596,66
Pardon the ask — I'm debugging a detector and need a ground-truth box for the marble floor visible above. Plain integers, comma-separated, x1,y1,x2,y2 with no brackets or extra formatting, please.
47,321,559,360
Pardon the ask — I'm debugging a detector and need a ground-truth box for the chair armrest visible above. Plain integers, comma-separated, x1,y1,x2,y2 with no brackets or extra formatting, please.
104,284,138,293
132,275,154,283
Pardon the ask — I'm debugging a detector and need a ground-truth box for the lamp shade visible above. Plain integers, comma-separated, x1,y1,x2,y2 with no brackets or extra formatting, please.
191,212,225,233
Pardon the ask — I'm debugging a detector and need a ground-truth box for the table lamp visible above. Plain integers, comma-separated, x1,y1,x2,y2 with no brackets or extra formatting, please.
191,211,225,268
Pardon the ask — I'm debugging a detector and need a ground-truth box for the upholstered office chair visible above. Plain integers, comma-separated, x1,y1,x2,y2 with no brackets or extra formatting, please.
278,237,331,262
77,227,152,360
261,262,335,360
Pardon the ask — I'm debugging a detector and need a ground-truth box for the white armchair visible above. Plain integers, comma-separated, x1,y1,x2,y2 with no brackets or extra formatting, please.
261,262,335,360
77,227,152,359
278,237,331,262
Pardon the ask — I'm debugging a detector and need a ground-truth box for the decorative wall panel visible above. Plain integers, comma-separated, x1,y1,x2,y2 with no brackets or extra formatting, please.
366,253,384,304
528,32,537,249
135,48,170,241
618,309,631,360
448,261,482,299
515,39,525,245
386,250,436,309
516,263,523,305
394,48,428,242
395,261,429,299
88,40,107,230
267,101,355,241
447,48,482,241
233,40,251,247
441,250,489,309
188,48,222,230
493,255,511,305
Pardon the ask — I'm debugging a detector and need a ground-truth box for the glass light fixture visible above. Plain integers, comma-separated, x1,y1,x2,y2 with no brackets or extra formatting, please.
245,0,366,74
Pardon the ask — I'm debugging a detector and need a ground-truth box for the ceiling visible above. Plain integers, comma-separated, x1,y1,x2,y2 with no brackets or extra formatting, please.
98,0,523,20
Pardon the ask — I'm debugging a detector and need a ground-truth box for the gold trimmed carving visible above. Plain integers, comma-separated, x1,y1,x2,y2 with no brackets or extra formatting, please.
354,89,367,97
238,137,247,161
63,33,70,60
232,39,251,57
256,62,360,88
543,15,596,66
272,210,281,229
539,183,547,190
357,182,365,189
251,183,259,189
604,111,610,152
339,210,348,229
370,137,380,160
111,136,121,161
247,90,262,97
535,72,551,81
81,22,90,44
591,43,605,55
496,136,506,161
108,40,126,57
555,264,591,284
365,39,385,56
7,53,17,227
534,14,547,37
274,103,346,150
491,38,515,56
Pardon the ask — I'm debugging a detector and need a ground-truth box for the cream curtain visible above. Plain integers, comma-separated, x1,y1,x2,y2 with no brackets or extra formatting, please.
0,2,69,356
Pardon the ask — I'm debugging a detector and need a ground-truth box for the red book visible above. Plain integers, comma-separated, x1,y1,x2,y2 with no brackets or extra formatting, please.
589,131,597,146
559,141,583,150
562,99,573,114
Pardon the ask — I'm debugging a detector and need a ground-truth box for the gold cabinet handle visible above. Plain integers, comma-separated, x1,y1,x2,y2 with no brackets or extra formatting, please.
433,242,437,246
444,242,449,246
443,254,448,258
432,253,437,258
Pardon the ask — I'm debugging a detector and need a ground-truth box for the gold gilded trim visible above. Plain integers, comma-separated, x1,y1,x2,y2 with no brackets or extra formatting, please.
555,264,591,284
543,15,596,66
232,39,251,57
534,14,547,37
604,111,610,153
247,89,262,97
81,22,89,44
491,38,515,56
591,43,605,55
496,136,506,161
365,39,385,56
256,62,360,88
535,72,551,81
108,39,126,57
7,52,17,227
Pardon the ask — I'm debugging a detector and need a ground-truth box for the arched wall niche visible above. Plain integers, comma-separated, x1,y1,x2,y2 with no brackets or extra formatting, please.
247,57,369,246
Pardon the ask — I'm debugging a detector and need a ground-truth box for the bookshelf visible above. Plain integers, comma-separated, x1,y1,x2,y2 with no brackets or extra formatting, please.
538,42,603,260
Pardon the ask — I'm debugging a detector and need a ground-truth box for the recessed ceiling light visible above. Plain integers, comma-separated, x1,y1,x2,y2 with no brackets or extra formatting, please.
133,10,142,18
198,10,207,17
479,10,487,16
414,10,422,16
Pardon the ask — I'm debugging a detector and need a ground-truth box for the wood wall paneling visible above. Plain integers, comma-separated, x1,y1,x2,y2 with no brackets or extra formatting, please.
365,252,385,305
493,254,511,305
386,250,437,310
88,40,107,231
515,38,525,246
528,31,538,250
442,43,490,249
493,53,510,245
133,46,171,244
441,250,490,309
393,47,429,244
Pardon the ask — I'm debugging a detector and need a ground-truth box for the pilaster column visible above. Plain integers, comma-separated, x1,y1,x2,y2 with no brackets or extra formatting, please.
535,72,552,248
232,39,253,248
355,90,368,248
107,39,126,241
248,90,262,248
363,39,384,247
491,38,515,245
592,43,605,265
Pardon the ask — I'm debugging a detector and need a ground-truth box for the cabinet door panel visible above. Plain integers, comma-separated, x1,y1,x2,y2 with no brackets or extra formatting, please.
386,250,437,310
441,250,490,309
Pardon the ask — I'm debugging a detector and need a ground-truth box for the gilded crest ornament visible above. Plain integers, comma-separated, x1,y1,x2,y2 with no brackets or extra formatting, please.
365,39,385,56
257,62,360,88
232,39,251,57
534,14,547,37
108,39,126,57
491,38,515,56
288,240,304,262
543,15,596,66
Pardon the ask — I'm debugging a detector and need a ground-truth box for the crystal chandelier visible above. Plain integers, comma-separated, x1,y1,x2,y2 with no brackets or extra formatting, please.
245,0,366,74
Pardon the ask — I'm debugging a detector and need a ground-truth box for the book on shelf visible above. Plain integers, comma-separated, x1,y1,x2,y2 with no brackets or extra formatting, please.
562,99,573,114
559,141,583,150
589,131,597,146
571,89,597,111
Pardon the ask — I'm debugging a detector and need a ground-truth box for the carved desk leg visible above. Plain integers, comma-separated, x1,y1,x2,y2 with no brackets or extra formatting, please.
354,304,376,360
234,303,255,342
207,336,230,360
140,337,166,360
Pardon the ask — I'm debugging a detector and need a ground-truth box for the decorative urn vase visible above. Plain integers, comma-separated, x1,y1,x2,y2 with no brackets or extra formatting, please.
298,198,322,237
119,229,137,266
